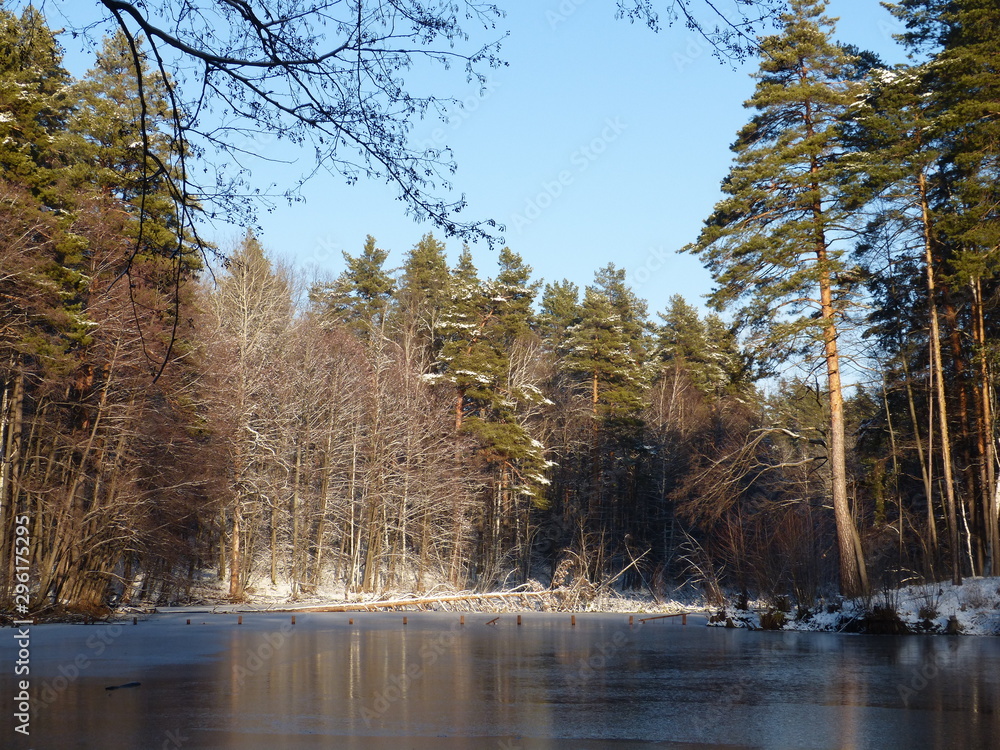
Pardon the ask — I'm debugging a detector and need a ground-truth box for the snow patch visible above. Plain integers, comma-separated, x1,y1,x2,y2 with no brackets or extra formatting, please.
707,577,1000,636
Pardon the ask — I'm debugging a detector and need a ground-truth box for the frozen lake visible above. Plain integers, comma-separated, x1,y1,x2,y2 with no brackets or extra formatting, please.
3,611,998,748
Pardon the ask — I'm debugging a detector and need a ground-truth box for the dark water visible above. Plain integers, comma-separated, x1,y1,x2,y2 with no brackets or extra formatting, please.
2,611,998,749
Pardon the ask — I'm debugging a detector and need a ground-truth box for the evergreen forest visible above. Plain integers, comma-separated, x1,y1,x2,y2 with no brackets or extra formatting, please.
1,0,999,616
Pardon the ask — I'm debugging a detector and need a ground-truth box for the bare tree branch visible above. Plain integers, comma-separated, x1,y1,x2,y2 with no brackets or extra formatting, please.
83,0,508,248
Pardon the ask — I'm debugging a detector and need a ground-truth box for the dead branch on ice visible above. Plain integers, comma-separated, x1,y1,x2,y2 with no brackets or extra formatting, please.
250,589,554,613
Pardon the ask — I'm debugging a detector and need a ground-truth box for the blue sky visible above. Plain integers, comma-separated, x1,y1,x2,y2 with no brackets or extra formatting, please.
53,1,907,320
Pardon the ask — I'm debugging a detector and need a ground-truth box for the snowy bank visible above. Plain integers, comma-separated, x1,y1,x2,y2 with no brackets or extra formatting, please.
707,577,1000,636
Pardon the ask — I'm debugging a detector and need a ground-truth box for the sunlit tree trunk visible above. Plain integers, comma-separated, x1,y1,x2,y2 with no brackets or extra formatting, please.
920,174,962,586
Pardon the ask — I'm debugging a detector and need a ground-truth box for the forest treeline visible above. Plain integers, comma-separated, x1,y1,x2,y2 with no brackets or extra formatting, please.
1,0,998,615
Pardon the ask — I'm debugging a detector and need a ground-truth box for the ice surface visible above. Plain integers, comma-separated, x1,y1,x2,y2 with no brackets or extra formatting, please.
2,612,998,749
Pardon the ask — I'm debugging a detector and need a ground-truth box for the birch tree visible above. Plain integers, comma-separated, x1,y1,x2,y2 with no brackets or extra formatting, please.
206,232,293,600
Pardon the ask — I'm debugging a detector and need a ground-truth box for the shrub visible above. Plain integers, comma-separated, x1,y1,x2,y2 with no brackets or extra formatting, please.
916,585,941,621
864,605,909,635
960,581,991,610
917,604,938,620
759,609,787,630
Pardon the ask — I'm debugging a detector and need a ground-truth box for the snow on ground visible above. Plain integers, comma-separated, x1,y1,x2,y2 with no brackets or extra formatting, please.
131,573,1000,635
709,577,1000,636
141,574,705,617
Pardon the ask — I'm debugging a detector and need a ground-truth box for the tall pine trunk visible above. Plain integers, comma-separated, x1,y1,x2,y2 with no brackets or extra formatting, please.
808,91,867,595
971,279,999,575
920,173,962,586
818,251,868,597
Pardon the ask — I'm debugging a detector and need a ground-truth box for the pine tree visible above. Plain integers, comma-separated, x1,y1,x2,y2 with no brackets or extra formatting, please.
538,280,581,358
562,286,646,429
0,7,134,457
398,246,548,582
0,5,75,208
0,10,214,612
437,247,494,429
931,0,1000,255
310,234,394,336
493,247,538,342
593,263,652,364
474,248,549,506
0,6,93,353
393,232,451,365
875,0,1000,578
686,0,869,596
847,62,967,582
657,295,748,399
436,247,549,504
67,30,204,386
72,31,199,264
927,0,1000,579
548,275,649,579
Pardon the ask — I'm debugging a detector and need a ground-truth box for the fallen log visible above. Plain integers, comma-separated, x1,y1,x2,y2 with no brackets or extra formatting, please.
249,590,553,613
638,613,689,623
105,682,141,691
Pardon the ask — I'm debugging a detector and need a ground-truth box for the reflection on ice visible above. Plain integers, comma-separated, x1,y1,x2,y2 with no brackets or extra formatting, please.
2,612,998,749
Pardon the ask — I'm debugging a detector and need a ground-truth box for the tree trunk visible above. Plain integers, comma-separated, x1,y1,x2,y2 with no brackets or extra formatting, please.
970,277,998,575
290,443,302,594
902,353,937,571
270,495,279,587
592,370,599,418
229,503,244,600
217,510,227,583
811,145,867,596
941,293,981,573
820,265,868,597
920,172,962,586
800,84,868,597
